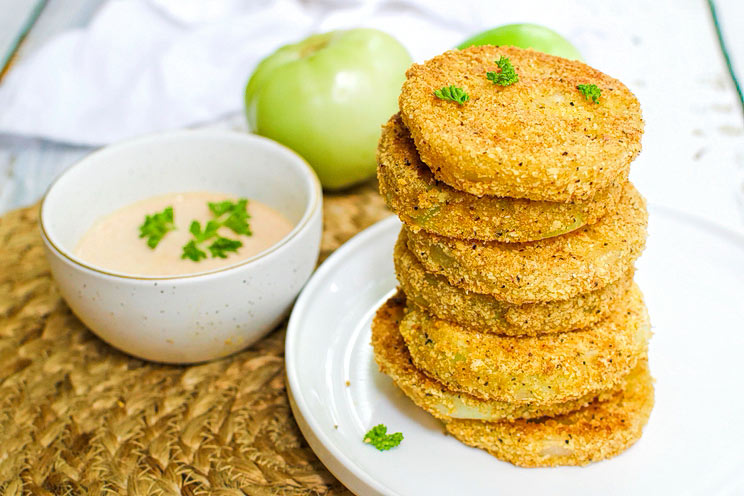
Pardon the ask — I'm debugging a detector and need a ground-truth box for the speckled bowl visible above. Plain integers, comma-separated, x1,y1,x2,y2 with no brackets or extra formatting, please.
40,130,322,363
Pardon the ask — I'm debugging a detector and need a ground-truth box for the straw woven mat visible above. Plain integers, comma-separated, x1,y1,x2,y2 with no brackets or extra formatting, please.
0,180,390,495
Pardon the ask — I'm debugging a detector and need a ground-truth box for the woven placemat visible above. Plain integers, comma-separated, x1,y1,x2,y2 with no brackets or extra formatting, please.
0,180,390,495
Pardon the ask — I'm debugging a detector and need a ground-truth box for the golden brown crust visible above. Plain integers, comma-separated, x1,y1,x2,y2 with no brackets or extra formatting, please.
394,233,633,335
399,46,644,201
404,182,647,303
446,360,654,467
398,284,651,403
371,293,625,421
377,114,624,242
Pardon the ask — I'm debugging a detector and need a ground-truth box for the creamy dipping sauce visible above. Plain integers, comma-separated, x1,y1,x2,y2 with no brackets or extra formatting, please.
75,192,294,276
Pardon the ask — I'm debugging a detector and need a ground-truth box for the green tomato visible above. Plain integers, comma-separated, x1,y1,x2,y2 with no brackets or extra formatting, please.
457,23,583,61
245,29,412,190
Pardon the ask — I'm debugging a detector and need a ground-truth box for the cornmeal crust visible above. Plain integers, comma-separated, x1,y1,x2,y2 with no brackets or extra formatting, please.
399,45,643,201
446,361,654,467
371,293,627,421
394,232,633,335
377,114,623,242
404,182,647,304
398,285,651,403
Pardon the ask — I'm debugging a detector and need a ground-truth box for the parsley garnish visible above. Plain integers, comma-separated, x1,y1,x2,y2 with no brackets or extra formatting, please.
210,198,252,236
363,424,403,451
486,56,519,86
139,206,175,249
181,240,207,262
208,200,237,217
181,198,251,262
577,83,601,103
208,236,243,258
189,220,220,243
434,85,469,105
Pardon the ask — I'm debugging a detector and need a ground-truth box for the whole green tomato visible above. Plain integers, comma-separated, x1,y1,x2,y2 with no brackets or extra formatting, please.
458,23,583,61
245,29,412,190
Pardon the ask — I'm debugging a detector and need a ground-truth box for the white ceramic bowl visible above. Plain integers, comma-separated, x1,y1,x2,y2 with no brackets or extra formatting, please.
40,130,322,364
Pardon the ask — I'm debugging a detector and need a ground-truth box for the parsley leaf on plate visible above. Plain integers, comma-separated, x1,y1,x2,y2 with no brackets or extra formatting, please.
363,424,403,451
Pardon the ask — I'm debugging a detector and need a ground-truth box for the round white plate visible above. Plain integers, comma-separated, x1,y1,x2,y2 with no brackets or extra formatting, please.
286,207,744,496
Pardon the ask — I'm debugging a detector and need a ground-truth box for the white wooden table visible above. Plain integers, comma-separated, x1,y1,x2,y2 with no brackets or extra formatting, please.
1,0,743,233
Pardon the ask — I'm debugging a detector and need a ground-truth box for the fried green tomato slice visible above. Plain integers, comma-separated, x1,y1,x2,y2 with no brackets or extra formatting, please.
377,114,624,242
404,182,647,304
394,232,633,335
399,46,643,201
446,360,654,467
371,292,625,421
399,284,650,404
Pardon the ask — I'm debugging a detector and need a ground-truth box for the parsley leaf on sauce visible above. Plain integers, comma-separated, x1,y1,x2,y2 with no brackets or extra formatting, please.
139,206,175,249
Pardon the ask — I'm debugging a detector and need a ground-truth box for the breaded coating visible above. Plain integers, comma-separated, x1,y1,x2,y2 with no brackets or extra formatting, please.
377,114,623,242
399,46,644,201
399,284,651,403
446,360,654,467
394,233,633,335
371,293,625,421
404,182,647,303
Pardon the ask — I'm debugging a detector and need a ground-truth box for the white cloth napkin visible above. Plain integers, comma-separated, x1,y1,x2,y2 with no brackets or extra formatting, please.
0,0,621,146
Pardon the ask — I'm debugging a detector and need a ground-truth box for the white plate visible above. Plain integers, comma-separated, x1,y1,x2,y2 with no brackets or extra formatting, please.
286,207,744,496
